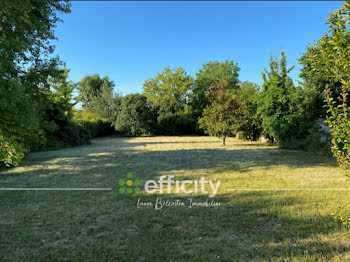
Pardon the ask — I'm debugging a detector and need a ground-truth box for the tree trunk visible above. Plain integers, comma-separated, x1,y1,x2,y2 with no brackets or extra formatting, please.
222,134,226,146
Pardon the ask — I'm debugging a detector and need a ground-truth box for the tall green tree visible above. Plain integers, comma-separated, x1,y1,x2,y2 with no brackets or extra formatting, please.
236,81,262,140
191,60,240,118
143,67,193,113
48,66,75,120
143,67,194,134
306,1,350,171
77,74,115,118
89,85,116,119
299,45,343,119
257,51,312,143
0,0,71,166
27,65,79,151
199,80,243,145
113,94,156,136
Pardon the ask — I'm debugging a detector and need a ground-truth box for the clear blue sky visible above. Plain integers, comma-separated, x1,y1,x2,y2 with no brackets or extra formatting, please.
54,1,343,95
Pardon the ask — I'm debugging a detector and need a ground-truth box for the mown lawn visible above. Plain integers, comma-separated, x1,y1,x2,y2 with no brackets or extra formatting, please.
1,136,350,261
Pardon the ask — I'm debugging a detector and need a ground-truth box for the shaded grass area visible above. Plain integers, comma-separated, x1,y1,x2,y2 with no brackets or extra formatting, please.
1,136,350,261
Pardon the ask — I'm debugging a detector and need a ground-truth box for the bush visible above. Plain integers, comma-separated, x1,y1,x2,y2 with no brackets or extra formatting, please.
0,134,28,167
77,119,115,138
56,123,91,146
73,109,115,138
236,81,262,141
113,94,157,136
279,136,331,154
157,113,198,135
332,206,350,229
279,123,331,155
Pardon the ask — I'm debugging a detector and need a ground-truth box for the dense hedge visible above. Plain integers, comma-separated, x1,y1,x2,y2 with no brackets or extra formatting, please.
76,119,115,138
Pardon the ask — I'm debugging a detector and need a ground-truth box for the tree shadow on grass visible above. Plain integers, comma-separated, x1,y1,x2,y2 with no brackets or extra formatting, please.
0,138,340,204
0,188,347,261
0,137,348,260
0,137,337,180
73,191,349,261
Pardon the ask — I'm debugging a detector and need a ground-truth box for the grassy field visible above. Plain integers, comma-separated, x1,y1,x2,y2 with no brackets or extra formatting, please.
1,136,350,261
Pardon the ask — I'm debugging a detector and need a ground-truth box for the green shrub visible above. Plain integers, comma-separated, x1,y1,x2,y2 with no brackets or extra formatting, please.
279,137,330,154
279,124,331,155
40,136,70,151
73,109,115,138
0,134,28,167
56,123,91,146
331,206,350,229
305,3,350,171
113,94,157,136
77,119,115,138
157,113,198,135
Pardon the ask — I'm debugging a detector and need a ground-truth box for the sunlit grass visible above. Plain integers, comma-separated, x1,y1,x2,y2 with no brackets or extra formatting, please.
1,136,350,261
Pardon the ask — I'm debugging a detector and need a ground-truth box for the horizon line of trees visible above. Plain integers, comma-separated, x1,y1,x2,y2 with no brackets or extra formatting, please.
1,1,350,172
74,50,324,145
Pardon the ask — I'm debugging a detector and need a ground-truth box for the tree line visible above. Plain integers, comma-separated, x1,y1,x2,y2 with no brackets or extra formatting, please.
1,0,350,171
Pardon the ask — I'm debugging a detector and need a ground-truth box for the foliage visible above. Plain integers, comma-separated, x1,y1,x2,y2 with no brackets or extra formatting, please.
257,51,314,143
77,74,115,116
143,67,193,113
299,45,342,119
2,0,348,167
191,60,240,118
325,84,350,171
323,3,350,171
0,0,71,166
28,66,91,152
143,67,196,135
78,120,114,138
113,94,157,136
279,124,331,154
0,133,28,167
199,80,243,145
55,122,91,147
331,206,350,229
0,0,70,76
304,2,350,171
73,109,115,138
156,111,198,135
236,81,262,141
88,84,116,120
47,66,76,120
73,74,117,139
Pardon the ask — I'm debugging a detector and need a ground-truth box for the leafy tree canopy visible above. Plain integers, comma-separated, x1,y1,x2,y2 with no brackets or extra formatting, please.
257,51,313,142
199,80,243,145
143,67,193,114
0,0,71,166
113,94,156,136
306,1,350,170
191,60,240,117
77,74,115,118
48,66,75,120
236,81,262,140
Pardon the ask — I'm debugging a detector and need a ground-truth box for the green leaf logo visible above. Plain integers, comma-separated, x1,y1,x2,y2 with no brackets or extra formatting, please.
119,173,141,194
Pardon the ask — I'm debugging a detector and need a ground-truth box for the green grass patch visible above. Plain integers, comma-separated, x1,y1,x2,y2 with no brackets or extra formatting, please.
1,136,350,261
